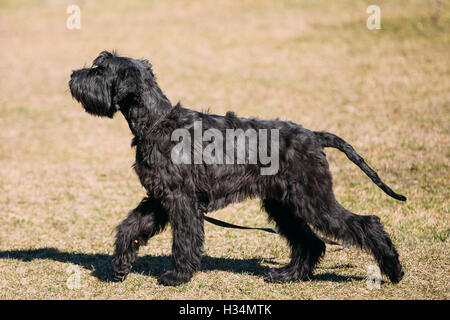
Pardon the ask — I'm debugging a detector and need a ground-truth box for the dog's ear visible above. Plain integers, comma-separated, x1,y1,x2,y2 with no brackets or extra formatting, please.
112,67,140,108
137,59,156,81
93,51,114,67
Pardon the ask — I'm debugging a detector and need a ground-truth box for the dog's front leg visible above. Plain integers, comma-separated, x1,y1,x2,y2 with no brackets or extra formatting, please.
111,197,168,282
158,195,204,286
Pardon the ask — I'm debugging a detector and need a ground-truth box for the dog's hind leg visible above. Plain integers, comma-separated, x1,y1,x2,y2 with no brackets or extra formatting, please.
158,194,204,286
111,197,168,282
307,199,404,283
290,149,404,283
262,199,326,283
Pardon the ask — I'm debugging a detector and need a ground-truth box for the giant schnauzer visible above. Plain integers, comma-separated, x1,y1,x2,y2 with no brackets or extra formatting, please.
69,51,406,286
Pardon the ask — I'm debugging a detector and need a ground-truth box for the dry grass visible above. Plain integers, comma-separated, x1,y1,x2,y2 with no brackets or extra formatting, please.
0,0,448,299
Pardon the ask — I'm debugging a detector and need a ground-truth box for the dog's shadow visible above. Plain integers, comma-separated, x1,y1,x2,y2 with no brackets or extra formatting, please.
0,248,365,283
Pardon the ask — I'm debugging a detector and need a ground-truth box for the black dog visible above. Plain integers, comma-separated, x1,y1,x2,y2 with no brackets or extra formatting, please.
69,51,406,286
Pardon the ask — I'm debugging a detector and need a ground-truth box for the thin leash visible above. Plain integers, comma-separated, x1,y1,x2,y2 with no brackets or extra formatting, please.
204,215,349,248
204,215,277,234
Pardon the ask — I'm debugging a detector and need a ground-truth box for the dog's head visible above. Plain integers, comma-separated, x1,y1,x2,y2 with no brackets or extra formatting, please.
69,51,157,118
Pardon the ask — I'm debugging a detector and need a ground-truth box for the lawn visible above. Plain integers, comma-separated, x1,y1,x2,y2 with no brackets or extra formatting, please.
0,0,448,299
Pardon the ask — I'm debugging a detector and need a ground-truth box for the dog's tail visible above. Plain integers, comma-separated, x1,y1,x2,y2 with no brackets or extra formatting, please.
314,131,406,201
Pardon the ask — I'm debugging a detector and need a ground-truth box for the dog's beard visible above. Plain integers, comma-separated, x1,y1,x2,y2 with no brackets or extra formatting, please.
69,70,115,118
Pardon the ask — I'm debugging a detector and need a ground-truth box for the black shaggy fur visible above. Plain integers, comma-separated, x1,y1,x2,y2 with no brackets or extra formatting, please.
69,51,406,286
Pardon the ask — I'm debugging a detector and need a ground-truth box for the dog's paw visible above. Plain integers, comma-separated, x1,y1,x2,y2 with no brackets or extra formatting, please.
158,270,191,286
379,258,405,284
111,270,129,283
265,266,311,283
